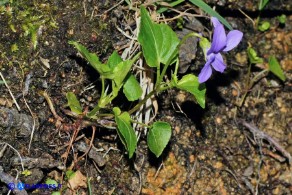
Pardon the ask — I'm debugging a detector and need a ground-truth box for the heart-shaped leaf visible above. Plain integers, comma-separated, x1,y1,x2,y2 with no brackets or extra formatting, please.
147,121,171,158
177,74,206,108
138,6,179,67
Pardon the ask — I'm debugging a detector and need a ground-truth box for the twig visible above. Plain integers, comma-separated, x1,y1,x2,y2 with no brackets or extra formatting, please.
77,126,97,162
38,90,63,122
75,139,106,167
53,134,85,152
0,71,21,111
238,9,255,27
158,7,205,22
221,168,243,190
25,96,36,152
0,143,8,158
133,154,144,195
188,158,197,178
154,162,164,180
0,142,24,171
21,72,37,152
238,119,292,165
97,0,124,17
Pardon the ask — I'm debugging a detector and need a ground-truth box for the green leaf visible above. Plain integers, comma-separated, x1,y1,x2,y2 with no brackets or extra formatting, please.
268,56,286,81
123,74,143,101
189,0,233,30
65,170,75,180
247,47,263,64
0,0,9,6
66,92,83,115
147,121,171,157
69,41,112,76
259,0,269,10
277,14,286,24
45,178,58,186
138,6,180,67
177,74,206,108
113,107,137,158
107,50,122,69
112,52,140,87
258,21,270,32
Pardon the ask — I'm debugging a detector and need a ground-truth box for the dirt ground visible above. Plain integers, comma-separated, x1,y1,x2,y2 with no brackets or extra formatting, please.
0,0,291,194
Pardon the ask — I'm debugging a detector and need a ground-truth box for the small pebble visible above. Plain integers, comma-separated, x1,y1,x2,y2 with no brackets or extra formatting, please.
189,155,195,163
42,80,48,88
215,117,222,124
232,89,238,97
174,126,180,134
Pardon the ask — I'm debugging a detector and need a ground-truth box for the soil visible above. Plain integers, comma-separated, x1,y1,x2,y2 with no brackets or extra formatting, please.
0,0,291,194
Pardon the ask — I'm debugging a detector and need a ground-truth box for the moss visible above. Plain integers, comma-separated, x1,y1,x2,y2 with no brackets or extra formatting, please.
0,0,57,68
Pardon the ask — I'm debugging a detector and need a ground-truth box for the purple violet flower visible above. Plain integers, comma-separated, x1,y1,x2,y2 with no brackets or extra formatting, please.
198,17,243,83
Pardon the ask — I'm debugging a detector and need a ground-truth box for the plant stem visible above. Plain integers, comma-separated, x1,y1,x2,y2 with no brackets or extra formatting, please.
87,77,106,117
155,63,161,89
87,104,100,117
180,32,202,47
131,119,151,128
100,77,105,98
251,69,269,84
128,89,157,115
155,63,169,89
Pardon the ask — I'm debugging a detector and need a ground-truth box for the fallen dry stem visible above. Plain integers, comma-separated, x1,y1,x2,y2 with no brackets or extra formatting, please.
21,72,37,152
0,71,21,111
238,119,292,165
158,7,204,22
39,90,63,122
0,142,24,171
77,126,96,162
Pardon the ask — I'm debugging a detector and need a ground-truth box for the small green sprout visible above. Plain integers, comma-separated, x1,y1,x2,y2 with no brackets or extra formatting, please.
65,170,75,180
46,178,61,195
21,169,32,177
238,47,286,106
277,14,286,24
258,21,270,32
247,47,263,64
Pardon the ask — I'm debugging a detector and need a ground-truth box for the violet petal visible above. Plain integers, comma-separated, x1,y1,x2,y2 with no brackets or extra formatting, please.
198,59,213,83
223,30,243,52
211,53,226,73
207,23,227,55
211,17,221,28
